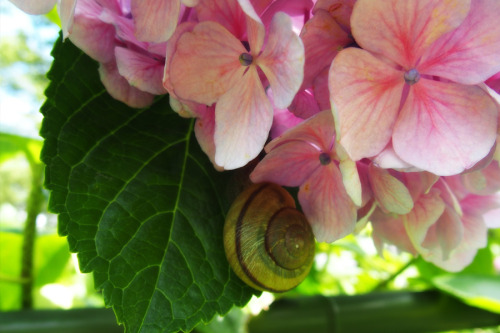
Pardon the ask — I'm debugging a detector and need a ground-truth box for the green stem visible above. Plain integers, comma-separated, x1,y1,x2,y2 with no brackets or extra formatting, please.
20,160,44,309
248,291,500,333
372,257,417,291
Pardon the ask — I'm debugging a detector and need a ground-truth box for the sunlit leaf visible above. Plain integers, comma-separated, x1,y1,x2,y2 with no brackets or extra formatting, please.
432,274,500,314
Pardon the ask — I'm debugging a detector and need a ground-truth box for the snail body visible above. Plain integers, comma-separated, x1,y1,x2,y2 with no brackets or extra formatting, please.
223,183,315,292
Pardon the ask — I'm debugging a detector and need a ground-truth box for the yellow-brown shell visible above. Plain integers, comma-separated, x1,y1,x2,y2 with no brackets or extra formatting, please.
223,183,315,292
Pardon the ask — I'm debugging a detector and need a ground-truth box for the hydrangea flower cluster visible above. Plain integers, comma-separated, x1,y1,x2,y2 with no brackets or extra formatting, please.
11,0,500,271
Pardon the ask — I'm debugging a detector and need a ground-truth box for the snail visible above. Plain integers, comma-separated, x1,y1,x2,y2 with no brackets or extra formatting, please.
223,182,315,292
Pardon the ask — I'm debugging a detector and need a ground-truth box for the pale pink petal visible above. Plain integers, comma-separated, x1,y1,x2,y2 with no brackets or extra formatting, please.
131,0,179,43
372,143,422,172
251,141,320,187
98,7,141,47
404,189,445,249
8,0,56,14
313,0,356,32
194,106,224,171
462,161,500,195
169,21,246,106
482,195,500,228
419,0,500,85
257,12,304,109
423,214,487,272
371,209,417,255
238,0,265,54
351,0,471,68
299,163,356,242
393,80,498,176
214,67,273,169
59,0,77,39
461,193,500,221
422,207,463,260
69,0,116,63
98,62,155,108
299,9,351,88
115,47,167,95
163,22,196,99
368,164,413,215
265,110,334,153
196,0,246,39
329,48,404,160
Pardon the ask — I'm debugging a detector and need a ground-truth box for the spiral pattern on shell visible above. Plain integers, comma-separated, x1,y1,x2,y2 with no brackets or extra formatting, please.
223,183,315,292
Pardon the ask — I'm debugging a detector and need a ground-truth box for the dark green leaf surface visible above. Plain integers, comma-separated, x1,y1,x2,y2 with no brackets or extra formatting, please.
40,36,255,332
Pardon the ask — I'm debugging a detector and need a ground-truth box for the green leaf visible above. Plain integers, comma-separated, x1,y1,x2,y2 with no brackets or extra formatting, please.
35,235,71,288
0,132,42,165
432,274,500,314
40,36,255,332
0,232,23,310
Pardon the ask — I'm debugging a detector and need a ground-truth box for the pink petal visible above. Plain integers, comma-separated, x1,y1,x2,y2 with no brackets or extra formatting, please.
269,106,303,139
351,0,470,68
194,106,224,171
98,61,155,108
329,47,404,160
265,110,335,153
393,80,498,176
287,89,320,119
422,207,463,260
169,96,199,118
257,12,305,109
419,0,500,85
372,143,422,172
299,9,351,88
196,0,246,39
402,171,439,202
423,214,487,272
169,21,246,106
115,47,167,95
368,164,413,215
69,0,116,63
214,67,273,169
404,189,445,249
462,161,500,195
130,0,179,43
8,0,56,14
259,0,314,34
371,208,417,255
163,22,196,99
237,0,265,54
250,141,320,187
59,0,77,39
313,0,356,32
99,7,148,50
299,163,356,242
312,67,330,111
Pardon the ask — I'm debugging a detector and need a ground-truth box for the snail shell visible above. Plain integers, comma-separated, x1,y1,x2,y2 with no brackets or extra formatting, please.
223,183,315,292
